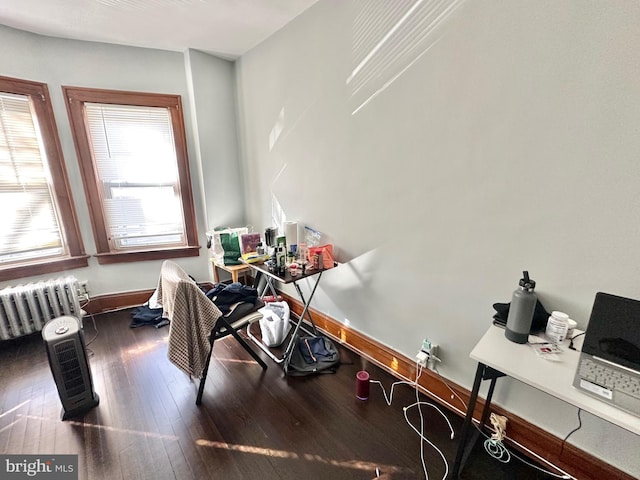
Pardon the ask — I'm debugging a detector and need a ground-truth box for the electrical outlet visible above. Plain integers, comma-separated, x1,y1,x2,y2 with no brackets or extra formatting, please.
427,344,439,371
78,280,90,302
416,350,429,367
418,338,441,371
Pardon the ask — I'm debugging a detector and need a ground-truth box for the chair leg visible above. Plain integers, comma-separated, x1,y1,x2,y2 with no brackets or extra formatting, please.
196,338,215,405
228,327,268,370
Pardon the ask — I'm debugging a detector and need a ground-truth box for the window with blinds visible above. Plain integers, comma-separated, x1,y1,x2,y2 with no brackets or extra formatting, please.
84,103,185,250
0,91,65,262
0,77,86,280
64,86,199,264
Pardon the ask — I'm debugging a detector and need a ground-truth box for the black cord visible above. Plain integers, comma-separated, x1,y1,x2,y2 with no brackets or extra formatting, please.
560,408,582,457
568,332,585,351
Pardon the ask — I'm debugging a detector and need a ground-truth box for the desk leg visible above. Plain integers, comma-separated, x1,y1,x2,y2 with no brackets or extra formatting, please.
231,271,239,283
212,264,220,284
256,272,278,298
479,374,498,429
450,362,485,479
293,282,318,335
246,269,324,372
282,271,323,373
450,363,505,479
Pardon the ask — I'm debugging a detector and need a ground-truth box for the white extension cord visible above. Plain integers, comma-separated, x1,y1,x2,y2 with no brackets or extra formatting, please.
369,361,453,480
480,413,572,479
371,364,572,480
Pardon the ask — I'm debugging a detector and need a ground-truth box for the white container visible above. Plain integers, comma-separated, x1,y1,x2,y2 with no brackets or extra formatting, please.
545,311,569,344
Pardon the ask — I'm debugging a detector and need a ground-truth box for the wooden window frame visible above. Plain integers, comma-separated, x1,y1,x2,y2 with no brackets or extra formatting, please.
63,86,200,265
0,76,88,282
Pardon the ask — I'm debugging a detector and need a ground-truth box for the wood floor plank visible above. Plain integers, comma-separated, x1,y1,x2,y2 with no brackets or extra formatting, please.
0,308,555,480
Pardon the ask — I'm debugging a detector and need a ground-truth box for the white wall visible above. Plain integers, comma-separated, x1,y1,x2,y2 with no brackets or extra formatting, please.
236,0,640,476
0,25,242,292
184,48,245,231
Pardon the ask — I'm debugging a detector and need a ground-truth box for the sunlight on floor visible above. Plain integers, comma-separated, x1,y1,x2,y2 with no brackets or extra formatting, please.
214,357,262,366
0,400,30,419
195,438,407,474
17,414,179,441
120,339,165,361
0,418,24,434
10,411,409,476
0,400,31,433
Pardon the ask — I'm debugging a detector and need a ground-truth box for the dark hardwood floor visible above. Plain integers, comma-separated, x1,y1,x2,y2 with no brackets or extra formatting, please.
0,309,555,480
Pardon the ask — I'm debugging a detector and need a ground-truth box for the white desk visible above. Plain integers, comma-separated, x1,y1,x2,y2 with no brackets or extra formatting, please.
450,324,640,478
471,325,640,434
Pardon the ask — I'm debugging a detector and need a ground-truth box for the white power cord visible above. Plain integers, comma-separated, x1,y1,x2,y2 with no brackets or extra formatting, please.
373,363,572,480
479,413,572,479
370,361,453,480
483,413,510,463
433,365,571,479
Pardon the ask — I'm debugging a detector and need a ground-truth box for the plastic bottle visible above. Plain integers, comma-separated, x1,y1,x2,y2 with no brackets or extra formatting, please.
545,311,569,344
298,243,308,264
505,271,537,344
276,243,286,275
313,248,323,270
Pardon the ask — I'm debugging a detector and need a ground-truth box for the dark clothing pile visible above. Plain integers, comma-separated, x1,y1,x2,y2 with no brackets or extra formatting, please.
205,282,260,315
130,305,168,328
130,281,260,328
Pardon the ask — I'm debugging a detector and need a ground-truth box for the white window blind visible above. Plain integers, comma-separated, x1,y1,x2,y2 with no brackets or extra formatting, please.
84,103,186,250
0,91,65,264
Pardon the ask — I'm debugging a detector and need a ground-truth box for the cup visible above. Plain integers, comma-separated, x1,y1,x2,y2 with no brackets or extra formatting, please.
289,263,298,276
356,370,370,400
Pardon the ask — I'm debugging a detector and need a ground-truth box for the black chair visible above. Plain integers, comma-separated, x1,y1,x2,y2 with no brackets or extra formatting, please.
157,260,267,405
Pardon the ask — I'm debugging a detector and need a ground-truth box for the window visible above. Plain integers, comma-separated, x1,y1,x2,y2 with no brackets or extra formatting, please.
0,76,87,281
63,87,199,264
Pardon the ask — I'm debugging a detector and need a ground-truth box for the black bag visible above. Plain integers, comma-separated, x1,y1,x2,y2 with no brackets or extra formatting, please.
492,299,550,333
285,336,340,376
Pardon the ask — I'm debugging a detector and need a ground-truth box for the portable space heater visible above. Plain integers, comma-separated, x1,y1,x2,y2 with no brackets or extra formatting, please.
42,316,99,420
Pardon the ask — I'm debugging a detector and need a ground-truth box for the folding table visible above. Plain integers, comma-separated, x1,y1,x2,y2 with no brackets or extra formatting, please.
243,261,330,372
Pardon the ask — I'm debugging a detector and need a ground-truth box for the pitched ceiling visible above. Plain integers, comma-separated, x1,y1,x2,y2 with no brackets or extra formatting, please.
0,0,320,59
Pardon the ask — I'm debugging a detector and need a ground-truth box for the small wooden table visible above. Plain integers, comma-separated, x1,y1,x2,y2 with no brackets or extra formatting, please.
210,259,251,284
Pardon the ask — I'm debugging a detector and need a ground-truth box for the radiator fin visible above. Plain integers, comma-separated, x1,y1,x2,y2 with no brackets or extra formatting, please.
0,276,81,341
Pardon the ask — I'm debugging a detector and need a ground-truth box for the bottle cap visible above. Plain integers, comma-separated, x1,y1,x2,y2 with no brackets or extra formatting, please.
518,271,535,289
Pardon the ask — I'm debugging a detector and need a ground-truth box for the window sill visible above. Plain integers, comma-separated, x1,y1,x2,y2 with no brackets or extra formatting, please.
94,246,201,265
0,256,90,282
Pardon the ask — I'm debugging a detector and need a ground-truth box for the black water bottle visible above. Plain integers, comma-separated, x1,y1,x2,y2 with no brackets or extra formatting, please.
505,271,537,344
